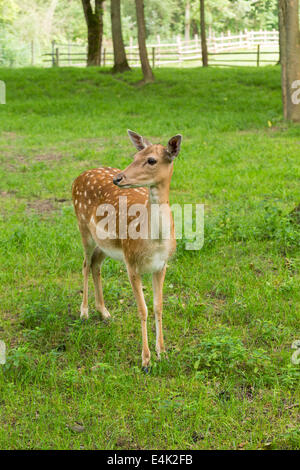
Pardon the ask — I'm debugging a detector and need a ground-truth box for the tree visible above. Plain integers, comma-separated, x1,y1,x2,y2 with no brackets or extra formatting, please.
278,0,300,121
111,0,131,73
81,0,105,66
185,1,191,43
200,0,208,66
135,0,154,83
42,0,59,39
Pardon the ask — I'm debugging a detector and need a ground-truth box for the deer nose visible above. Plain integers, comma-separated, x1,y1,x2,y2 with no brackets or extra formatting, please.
113,173,124,185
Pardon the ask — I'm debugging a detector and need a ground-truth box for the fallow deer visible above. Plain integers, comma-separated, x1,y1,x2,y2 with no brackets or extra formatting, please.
72,130,182,370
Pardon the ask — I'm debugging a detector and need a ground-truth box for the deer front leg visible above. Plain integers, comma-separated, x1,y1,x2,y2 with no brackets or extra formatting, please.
152,266,166,359
127,266,150,370
81,256,90,319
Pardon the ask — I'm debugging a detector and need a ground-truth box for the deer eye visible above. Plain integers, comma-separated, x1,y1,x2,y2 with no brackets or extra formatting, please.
147,157,157,165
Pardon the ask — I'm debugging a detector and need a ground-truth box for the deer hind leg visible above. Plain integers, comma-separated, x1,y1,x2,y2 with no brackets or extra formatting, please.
80,230,96,320
152,265,167,359
91,247,110,320
126,265,150,369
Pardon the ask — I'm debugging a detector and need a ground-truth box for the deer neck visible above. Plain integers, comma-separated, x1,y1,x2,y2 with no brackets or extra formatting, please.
148,181,170,206
147,178,172,242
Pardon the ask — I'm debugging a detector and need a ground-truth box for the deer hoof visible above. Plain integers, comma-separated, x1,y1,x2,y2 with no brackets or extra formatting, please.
156,349,167,360
101,308,111,321
96,305,111,321
142,366,150,374
80,306,89,320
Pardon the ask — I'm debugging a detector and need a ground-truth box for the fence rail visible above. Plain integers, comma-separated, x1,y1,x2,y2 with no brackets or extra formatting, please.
0,30,280,68
43,30,279,68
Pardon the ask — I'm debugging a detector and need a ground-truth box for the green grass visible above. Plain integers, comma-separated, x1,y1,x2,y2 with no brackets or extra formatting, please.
0,66,299,450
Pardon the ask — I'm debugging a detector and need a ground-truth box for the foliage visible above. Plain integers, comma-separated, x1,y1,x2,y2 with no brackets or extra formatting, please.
0,0,280,65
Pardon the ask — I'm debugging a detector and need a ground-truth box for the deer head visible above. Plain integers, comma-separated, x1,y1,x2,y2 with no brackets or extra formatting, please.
113,130,182,188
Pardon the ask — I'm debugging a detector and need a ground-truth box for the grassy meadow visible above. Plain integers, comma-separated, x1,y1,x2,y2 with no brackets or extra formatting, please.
0,66,299,450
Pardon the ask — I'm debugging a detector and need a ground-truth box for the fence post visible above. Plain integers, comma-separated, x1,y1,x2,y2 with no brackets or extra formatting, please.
226,30,230,51
208,26,212,41
157,34,160,67
195,33,199,49
256,44,260,67
129,36,133,66
103,48,106,67
51,40,56,67
152,47,155,68
239,32,243,49
177,35,182,66
220,32,224,50
212,31,216,53
244,29,248,49
68,42,71,65
55,47,59,67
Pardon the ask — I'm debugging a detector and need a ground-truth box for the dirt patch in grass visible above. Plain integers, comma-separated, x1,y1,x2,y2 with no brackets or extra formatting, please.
27,199,56,215
1,154,28,172
237,125,288,136
206,289,227,301
26,198,71,216
1,132,23,140
2,152,64,168
0,190,18,197
115,436,143,450
35,153,63,162
15,154,27,163
1,153,27,162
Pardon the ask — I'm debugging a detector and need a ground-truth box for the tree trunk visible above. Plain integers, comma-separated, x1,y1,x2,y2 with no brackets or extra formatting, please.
278,0,300,121
278,0,287,117
200,0,208,67
111,0,131,73
82,0,104,66
42,0,59,40
135,0,154,83
185,1,191,44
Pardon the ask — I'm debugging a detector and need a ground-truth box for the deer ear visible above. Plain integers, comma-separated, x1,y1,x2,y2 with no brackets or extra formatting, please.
167,134,182,160
127,129,151,151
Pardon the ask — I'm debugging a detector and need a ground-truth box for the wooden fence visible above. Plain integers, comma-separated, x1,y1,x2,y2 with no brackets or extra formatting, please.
43,30,280,68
